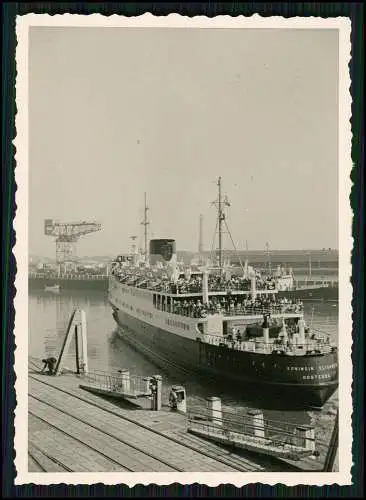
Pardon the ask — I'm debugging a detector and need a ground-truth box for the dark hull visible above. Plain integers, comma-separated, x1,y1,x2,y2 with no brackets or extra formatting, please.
278,286,338,302
29,275,108,291
112,309,338,409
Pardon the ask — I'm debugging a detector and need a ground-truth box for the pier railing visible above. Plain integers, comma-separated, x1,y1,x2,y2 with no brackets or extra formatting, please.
82,369,153,398
187,406,316,459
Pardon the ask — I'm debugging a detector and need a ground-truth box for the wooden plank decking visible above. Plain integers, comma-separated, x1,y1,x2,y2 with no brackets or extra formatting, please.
28,362,321,473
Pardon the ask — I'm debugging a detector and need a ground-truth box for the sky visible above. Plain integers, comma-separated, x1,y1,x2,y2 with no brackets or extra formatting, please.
29,27,339,258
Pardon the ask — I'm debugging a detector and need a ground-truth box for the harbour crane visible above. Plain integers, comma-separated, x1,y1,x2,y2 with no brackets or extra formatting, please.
44,219,101,264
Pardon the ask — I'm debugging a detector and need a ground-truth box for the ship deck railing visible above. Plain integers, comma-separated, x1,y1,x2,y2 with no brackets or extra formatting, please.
294,278,338,289
111,273,278,295
80,369,153,399
111,271,339,290
200,333,333,355
152,289,278,297
163,305,303,320
221,305,303,316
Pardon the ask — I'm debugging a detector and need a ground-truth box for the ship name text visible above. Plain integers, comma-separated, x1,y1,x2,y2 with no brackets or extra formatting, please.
303,374,332,380
287,363,337,372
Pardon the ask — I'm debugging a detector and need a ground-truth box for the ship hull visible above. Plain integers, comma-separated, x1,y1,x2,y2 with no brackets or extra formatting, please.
112,308,338,409
29,275,108,291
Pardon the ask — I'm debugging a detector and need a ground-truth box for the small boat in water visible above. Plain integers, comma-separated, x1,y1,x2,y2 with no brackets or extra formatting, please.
44,284,61,293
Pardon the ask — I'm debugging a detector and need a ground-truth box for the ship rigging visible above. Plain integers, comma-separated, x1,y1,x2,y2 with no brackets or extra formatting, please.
210,176,245,274
140,192,150,263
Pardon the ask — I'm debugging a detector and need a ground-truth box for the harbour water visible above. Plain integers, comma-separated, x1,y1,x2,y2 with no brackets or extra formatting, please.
29,289,339,465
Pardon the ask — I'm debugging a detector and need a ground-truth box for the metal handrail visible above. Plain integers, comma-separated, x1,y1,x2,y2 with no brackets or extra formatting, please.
111,272,278,294
83,369,153,396
199,333,333,353
187,413,313,451
187,408,298,437
162,304,303,320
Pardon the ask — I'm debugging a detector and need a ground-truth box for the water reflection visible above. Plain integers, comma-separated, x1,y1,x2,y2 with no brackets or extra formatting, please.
29,290,113,370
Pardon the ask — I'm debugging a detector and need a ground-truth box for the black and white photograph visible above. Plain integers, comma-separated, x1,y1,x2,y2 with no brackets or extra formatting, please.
14,14,352,486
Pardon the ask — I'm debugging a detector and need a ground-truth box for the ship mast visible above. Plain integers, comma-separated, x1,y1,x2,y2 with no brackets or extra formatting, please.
210,177,245,274
218,177,224,269
141,192,149,263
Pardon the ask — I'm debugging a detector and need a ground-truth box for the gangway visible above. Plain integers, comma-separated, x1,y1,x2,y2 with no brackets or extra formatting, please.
187,398,319,462
79,369,161,402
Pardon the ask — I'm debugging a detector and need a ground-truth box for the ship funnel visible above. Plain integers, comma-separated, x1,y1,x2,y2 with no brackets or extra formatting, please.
149,239,177,275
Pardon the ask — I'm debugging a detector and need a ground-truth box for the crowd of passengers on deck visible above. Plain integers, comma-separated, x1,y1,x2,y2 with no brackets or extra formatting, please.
111,263,276,294
164,295,302,318
218,325,329,351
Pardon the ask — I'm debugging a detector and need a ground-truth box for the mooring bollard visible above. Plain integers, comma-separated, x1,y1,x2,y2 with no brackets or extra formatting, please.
151,375,162,411
207,396,222,426
295,425,316,451
247,409,265,438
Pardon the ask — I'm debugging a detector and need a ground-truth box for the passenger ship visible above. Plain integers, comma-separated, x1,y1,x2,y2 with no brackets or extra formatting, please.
108,178,338,408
